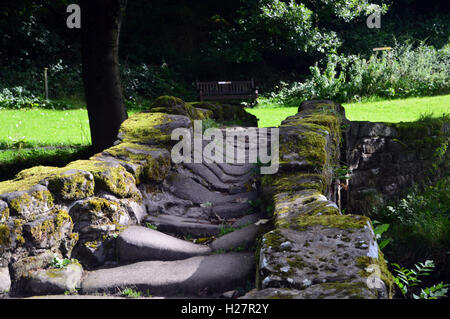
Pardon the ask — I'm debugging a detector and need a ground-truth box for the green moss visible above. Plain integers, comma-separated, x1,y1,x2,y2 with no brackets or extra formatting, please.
280,130,327,170
119,112,173,144
264,173,326,194
263,230,285,252
66,160,140,199
47,171,94,201
10,193,31,215
0,207,9,222
54,209,72,229
356,251,394,298
293,214,370,231
0,224,11,246
287,256,307,270
316,282,370,299
0,166,59,194
150,96,184,109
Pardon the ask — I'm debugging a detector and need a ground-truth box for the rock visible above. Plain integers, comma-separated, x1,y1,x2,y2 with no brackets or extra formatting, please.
143,214,221,238
0,185,53,221
211,224,260,252
10,251,55,283
47,169,95,201
221,290,238,299
164,174,258,209
26,263,83,295
0,200,9,223
0,267,11,294
232,213,264,228
81,252,255,296
241,284,377,299
212,202,254,219
117,226,211,263
359,122,398,137
259,222,390,297
22,208,73,250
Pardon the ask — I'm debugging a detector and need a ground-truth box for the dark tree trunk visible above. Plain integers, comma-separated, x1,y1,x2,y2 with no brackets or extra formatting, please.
81,0,128,152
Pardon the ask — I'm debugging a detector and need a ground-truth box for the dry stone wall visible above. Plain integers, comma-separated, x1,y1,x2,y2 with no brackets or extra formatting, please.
244,100,393,299
345,118,449,216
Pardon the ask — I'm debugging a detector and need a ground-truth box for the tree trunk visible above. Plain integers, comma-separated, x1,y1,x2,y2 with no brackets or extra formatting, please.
81,0,128,152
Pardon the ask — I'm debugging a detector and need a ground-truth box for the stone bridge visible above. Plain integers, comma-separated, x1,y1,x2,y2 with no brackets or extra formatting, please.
3,96,445,298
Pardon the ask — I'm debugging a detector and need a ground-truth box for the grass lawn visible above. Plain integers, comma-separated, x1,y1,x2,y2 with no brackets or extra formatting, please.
343,94,450,122
0,108,91,148
247,95,450,127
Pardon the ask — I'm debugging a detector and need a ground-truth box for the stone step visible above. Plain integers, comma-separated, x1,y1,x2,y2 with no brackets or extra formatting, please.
210,224,260,252
81,252,255,297
117,226,211,263
143,214,221,238
212,202,254,219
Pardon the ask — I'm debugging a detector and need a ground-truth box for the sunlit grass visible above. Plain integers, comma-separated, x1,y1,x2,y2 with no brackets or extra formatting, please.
343,94,450,122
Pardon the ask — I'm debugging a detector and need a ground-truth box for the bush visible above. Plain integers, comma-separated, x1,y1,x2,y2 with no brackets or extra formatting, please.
267,43,450,104
120,63,196,102
374,176,450,282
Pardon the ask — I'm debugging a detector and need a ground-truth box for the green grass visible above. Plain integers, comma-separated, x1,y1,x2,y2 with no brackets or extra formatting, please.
0,108,91,148
247,95,450,127
245,106,298,127
343,95,450,123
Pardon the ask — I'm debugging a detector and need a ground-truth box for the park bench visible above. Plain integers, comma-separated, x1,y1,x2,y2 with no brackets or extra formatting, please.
196,79,258,104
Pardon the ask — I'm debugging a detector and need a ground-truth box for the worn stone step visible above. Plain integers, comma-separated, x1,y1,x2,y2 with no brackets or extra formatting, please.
210,224,260,252
143,214,221,238
117,226,211,263
81,252,255,297
212,202,254,219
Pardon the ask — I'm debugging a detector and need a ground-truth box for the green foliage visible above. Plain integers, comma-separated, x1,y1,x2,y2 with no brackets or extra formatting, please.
51,256,78,269
145,223,157,231
120,63,196,102
372,220,391,250
121,288,142,298
218,224,235,237
374,177,450,287
267,43,450,104
392,260,448,299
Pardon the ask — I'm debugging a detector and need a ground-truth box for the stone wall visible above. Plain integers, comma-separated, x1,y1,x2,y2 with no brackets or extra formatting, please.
244,100,393,299
345,118,449,216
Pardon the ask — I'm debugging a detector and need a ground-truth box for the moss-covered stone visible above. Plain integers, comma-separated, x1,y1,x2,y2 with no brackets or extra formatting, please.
0,224,11,247
293,214,369,231
119,112,175,145
47,170,95,201
65,160,141,200
102,143,171,183
356,250,394,298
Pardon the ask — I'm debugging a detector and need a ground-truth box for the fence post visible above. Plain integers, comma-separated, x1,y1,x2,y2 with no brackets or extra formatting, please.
44,67,49,100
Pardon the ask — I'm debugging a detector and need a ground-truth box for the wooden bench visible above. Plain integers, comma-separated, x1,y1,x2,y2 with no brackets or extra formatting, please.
196,79,258,104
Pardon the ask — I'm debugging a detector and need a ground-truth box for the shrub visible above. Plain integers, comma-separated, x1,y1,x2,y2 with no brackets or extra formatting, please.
267,42,450,104
374,176,450,282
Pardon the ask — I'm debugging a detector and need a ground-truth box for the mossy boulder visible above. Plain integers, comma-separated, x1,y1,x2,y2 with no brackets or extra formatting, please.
259,222,391,298
278,125,328,172
0,185,54,221
10,250,55,284
69,197,130,239
118,111,191,145
47,169,95,201
102,143,171,184
22,208,74,250
65,160,141,200
26,263,83,295
150,95,185,109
